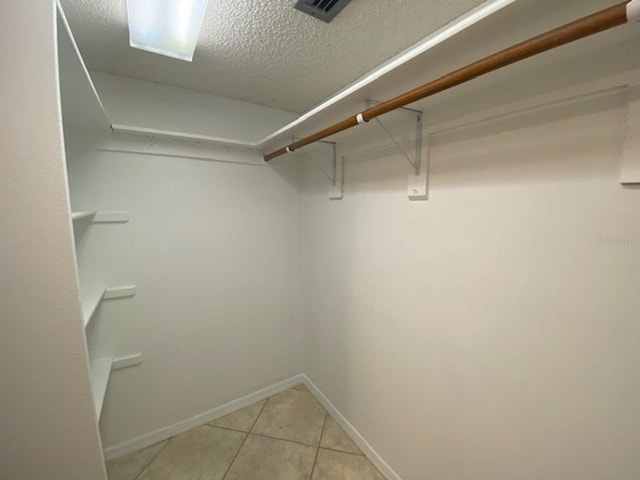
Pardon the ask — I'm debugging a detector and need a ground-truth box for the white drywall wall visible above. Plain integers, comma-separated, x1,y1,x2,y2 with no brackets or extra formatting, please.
65,131,302,448
91,72,299,143
0,2,107,479
300,92,640,479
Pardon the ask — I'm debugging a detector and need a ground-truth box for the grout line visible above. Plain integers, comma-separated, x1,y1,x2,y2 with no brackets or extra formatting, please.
207,424,368,458
320,446,366,457
221,398,270,480
249,396,271,432
320,412,365,457
208,422,324,450
133,438,170,480
220,432,248,480
317,412,328,449
204,424,248,434
248,431,320,449
308,413,328,480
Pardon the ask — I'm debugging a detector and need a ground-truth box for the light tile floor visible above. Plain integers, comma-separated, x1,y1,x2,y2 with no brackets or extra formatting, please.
107,384,386,480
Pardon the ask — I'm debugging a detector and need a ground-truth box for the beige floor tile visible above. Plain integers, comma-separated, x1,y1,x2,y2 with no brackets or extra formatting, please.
312,449,385,480
320,416,362,455
106,440,167,480
209,398,267,432
138,426,244,480
225,434,316,480
251,387,326,445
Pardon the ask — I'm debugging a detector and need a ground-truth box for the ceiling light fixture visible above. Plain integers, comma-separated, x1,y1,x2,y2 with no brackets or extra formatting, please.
126,0,209,62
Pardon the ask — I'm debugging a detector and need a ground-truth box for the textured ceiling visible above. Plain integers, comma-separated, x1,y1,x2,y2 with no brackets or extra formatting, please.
60,0,484,113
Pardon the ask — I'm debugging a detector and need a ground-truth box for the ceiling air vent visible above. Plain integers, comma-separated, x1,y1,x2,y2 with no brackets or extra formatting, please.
294,0,352,23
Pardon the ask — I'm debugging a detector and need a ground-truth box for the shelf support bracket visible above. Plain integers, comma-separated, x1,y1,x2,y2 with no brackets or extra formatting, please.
367,100,428,200
295,139,343,200
620,83,640,184
329,155,344,200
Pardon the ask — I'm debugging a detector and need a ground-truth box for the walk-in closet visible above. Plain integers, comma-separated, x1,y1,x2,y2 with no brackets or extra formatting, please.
2,1,640,479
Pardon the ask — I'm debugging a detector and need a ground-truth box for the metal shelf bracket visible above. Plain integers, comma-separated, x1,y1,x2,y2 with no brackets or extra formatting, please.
367,100,428,200
620,82,640,184
295,139,343,200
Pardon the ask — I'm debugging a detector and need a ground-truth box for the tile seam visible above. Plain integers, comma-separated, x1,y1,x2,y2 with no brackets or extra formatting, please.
132,438,171,480
319,446,366,457
221,397,271,480
308,413,328,480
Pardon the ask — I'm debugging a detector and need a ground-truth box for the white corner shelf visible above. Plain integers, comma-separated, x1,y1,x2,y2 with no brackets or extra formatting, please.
112,353,143,371
104,285,137,299
90,356,113,418
57,2,111,130
70,211,130,224
71,210,97,221
93,212,130,223
82,289,106,329
110,124,257,148
81,285,137,329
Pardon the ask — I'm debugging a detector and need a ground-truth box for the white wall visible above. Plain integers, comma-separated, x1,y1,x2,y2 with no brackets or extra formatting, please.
65,131,302,449
0,2,107,479
299,91,640,479
92,72,299,143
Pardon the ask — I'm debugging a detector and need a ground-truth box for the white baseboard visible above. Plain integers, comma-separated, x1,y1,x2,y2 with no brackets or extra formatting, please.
301,374,402,480
103,372,402,480
103,374,305,460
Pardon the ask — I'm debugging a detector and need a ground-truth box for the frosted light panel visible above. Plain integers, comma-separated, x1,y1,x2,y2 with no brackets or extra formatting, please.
126,0,209,61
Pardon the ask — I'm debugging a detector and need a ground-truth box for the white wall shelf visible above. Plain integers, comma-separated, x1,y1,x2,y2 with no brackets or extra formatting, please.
70,211,130,224
56,0,136,445
112,353,143,371
104,286,137,299
57,2,110,130
71,211,97,221
82,290,105,329
90,356,113,418
111,124,257,149
92,212,130,224
82,286,137,329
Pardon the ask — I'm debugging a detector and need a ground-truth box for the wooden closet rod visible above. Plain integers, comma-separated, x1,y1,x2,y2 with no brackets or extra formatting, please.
264,1,638,162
